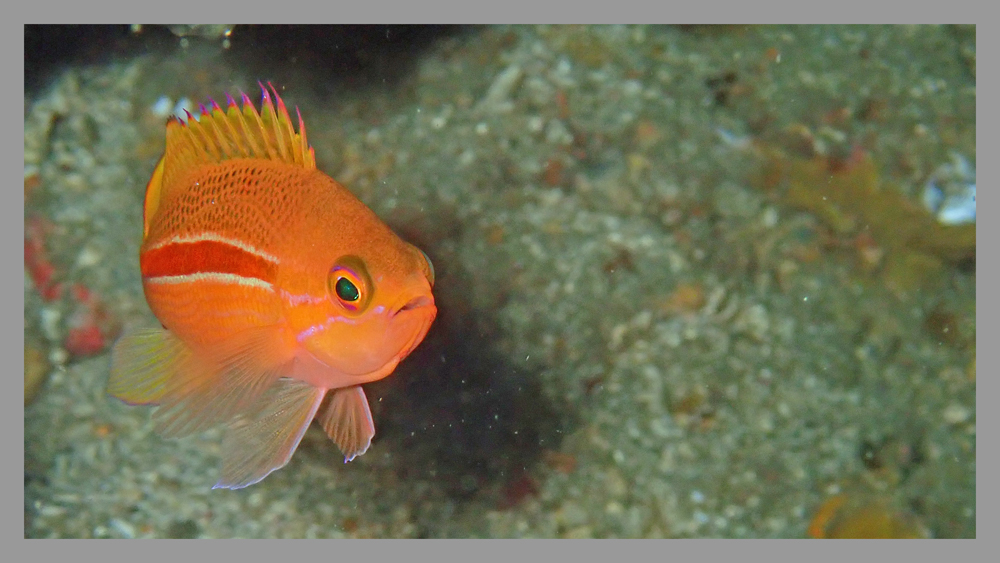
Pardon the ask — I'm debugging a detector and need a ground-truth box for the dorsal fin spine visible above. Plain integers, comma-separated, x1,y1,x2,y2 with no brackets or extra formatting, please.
203,104,234,159
196,117,223,162
295,107,306,167
259,83,286,161
155,84,316,198
200,101,227,158
183,111,218,162
244,92,276,161
272,83,297,163
230,95,260,157
217,100,247,158
236,93,261,157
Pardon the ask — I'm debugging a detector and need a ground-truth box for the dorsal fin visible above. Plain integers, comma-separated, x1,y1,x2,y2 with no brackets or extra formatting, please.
143,83,316,238
158,82,316,191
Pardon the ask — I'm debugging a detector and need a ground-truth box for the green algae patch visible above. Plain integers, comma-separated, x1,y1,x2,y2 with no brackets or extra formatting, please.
753,147,975,296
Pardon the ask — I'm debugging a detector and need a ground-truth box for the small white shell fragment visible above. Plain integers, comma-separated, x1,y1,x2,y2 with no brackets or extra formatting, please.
936,184,975,225
923,152,975,225
943,403,971,425
75,244,102,268
151,95,173,117
40,307,62,341
478,64,523,113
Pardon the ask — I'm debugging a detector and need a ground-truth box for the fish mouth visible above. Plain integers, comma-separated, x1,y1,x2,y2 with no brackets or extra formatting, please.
324,293,434,381
392,294,434,317
339,304,434,382
298,303,435,385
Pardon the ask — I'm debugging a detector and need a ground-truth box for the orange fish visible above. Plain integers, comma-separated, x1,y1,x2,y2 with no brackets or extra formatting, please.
108,83,436,489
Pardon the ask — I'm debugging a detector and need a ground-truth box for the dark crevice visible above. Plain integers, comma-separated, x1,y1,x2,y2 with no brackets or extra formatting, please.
25,25,473,97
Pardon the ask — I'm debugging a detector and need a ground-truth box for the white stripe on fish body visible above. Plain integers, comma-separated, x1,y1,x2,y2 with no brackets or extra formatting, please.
145,272,275,292
146,232,282,265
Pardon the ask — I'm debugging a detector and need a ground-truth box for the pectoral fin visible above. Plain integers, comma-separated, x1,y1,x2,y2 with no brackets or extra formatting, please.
109,325,291,438
317,385,375,462
108,327,197,406
214,378,325,490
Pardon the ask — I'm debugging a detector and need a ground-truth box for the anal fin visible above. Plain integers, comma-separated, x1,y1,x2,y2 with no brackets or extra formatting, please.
317,385,376,462
214,378,324,490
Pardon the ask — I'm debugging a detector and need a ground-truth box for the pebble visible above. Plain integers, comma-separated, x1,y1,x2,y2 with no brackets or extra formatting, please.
75,245,102,268
109,517,136,538
49,347,69,366
605,467,628,497
942,403,971,425
40,307,62,340
39,504,67,518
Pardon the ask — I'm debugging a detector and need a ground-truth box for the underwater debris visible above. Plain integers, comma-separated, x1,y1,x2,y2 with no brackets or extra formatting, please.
543,450,578,475
24,342,49,406
751,145,975,295
705,70,749,107
808,493,930,539
657,282,707,317
543,157,566,187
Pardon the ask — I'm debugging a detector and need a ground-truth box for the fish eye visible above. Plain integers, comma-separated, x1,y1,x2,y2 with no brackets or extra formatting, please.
328,255,373,314
334,277,360,302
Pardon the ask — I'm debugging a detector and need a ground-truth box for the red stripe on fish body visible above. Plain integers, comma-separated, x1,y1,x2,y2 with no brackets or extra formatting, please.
140,238,279,282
